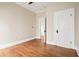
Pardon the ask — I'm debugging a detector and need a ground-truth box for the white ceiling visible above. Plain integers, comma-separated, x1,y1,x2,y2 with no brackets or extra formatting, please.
15,2,52,13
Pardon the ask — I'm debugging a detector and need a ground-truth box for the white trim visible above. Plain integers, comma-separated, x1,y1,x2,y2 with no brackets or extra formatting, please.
47,41,75,49
34,35,40,39
47,41,56,45
75,46,79,56
0,36,36,49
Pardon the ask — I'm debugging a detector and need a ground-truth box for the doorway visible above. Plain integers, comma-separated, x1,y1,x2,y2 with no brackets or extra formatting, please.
39,16,47,44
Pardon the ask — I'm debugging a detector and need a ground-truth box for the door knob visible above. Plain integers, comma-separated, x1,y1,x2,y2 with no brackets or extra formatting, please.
56,30,58,34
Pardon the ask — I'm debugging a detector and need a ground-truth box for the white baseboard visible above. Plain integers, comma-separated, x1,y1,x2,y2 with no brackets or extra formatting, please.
34,35,40,39
75,46,79,56
47,41,75,49
0,36,35,49
47,41,56,45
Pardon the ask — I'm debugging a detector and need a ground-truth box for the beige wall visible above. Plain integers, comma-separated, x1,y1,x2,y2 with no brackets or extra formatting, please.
46,2,79,48
0,3,36,45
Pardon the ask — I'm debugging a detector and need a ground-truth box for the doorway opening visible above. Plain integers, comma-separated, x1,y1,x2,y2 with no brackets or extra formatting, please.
40,17,47,45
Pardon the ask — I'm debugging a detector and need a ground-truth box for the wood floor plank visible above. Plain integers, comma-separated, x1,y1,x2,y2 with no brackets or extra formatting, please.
0,39,78,57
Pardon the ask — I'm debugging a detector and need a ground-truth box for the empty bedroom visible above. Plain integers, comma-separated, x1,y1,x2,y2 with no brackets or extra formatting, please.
0,2,79,57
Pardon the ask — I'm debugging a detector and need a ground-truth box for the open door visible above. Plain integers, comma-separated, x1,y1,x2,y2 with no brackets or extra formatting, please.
40,16,47,44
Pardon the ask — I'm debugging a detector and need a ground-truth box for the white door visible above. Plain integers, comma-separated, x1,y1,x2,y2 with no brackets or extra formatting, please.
53,8,74,49
40,16,46,43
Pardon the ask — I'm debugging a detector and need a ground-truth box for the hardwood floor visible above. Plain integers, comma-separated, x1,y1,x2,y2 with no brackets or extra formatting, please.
0,39,78,57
